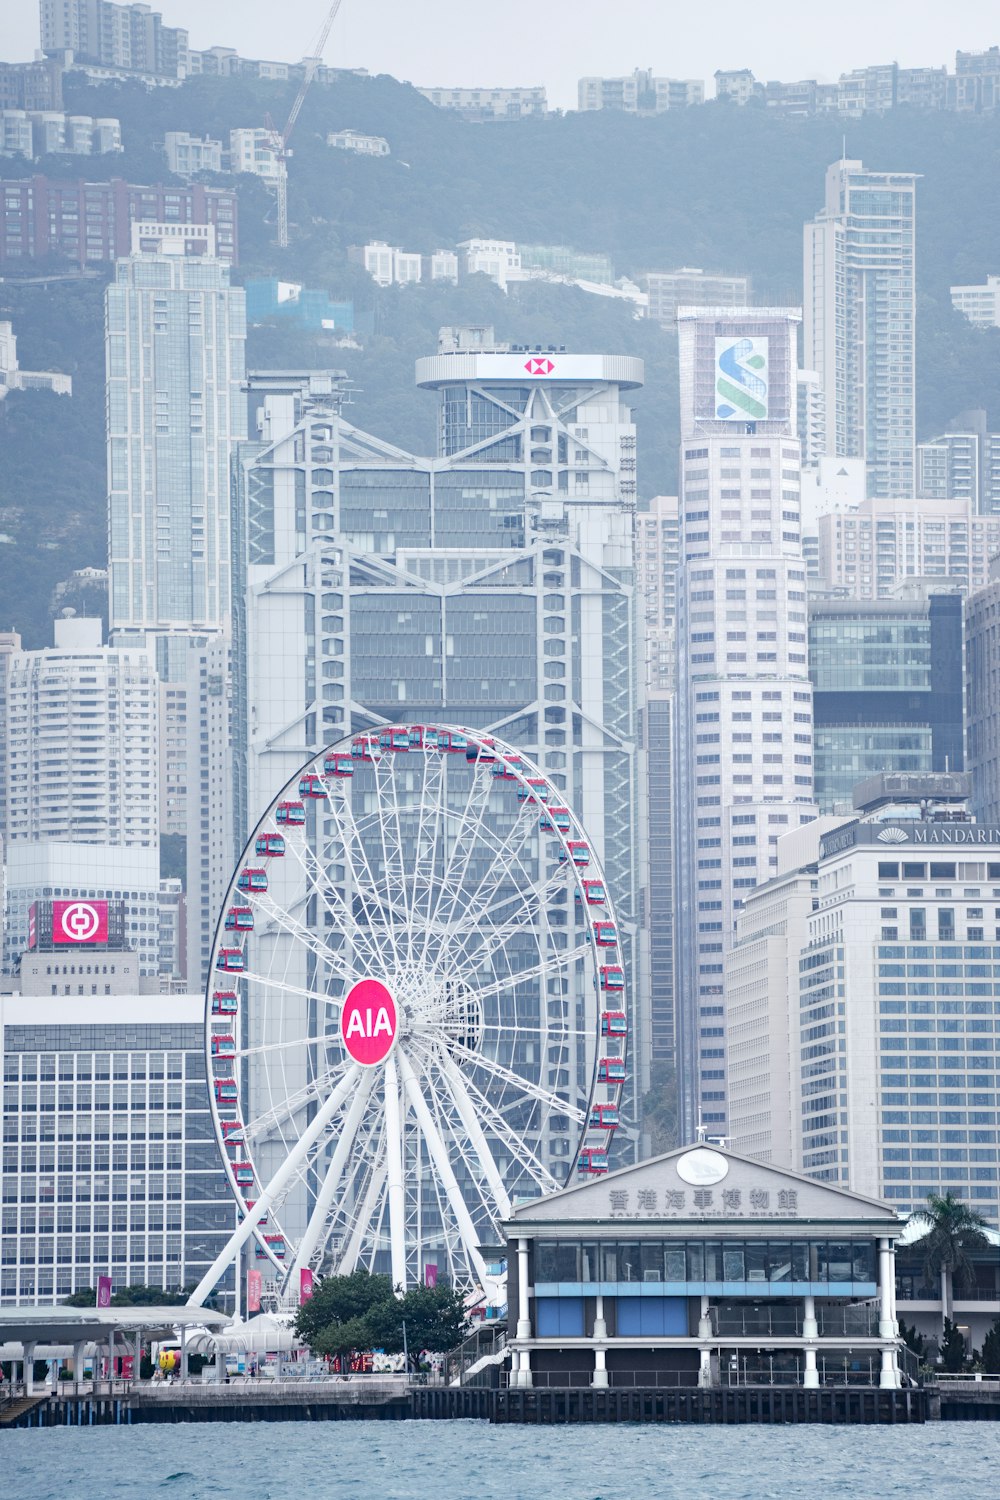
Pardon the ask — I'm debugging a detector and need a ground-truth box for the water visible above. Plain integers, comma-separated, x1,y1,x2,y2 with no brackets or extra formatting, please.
5,1422,1000,1500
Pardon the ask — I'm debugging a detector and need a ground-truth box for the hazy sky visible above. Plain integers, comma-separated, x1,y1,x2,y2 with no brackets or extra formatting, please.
5,0,1000,109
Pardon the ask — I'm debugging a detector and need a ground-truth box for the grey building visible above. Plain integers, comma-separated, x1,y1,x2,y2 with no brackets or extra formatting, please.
809,591,965,812
967,566,1000,824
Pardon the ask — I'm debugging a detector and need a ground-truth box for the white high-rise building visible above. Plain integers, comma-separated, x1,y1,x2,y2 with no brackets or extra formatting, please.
106,223,246,635
3,617,161,973
673,308,817,1140
951,275,1000,329
804,160,918,500
817,497,1000,599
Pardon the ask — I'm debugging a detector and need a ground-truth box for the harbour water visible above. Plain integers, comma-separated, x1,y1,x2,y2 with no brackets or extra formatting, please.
5,1421,1000,1499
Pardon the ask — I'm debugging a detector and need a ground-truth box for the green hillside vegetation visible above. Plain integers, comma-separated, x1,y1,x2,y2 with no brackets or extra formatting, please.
2,70,1000,645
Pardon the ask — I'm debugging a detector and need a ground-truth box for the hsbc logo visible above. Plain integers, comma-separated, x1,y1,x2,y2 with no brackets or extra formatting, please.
52,899,109,946
524,357,555,375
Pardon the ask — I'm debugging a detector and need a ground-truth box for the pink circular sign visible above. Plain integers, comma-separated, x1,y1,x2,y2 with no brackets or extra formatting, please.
341,979,398,1067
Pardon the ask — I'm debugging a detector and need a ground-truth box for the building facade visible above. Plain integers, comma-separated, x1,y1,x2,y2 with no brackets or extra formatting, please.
415,86,547,120
0,176,237,266
951,275,1000,329
0,991,234,1305
917,411,1000,515
644,268,750,328
577,70,703,113
673,308,817,1140
163,132,223,176
106,223,247,634
966,565,1000,826
804,160,918,500
817,497,1000,599
504,1143,906,1392
2,617,161,975
809,591,965,812
39,0,188,79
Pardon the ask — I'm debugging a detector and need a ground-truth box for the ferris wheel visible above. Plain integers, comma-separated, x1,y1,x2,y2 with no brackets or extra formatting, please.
197,724,629,1300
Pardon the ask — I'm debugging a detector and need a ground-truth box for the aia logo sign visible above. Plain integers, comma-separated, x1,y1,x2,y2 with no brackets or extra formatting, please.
524,357,555,375
340,978,398,1067
52,899,108,945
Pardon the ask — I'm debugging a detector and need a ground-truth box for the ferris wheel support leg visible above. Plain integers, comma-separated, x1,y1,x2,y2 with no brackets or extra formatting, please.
286,1067,377,1287
186,1064,362,1307
383,1056,408,1294
396,1049,490,1288
436,1051,513,1218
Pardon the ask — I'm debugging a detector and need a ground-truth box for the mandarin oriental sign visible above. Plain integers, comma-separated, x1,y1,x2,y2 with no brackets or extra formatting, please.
821,822,1000,857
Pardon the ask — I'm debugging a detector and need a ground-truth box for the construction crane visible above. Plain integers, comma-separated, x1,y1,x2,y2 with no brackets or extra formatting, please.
269,0,345,248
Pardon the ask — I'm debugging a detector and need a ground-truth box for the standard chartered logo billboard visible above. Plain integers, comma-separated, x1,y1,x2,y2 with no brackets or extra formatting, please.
715,336,769,421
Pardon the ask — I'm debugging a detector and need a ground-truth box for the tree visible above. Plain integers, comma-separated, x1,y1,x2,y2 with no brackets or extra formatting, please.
62,1282,206,1308
293,1270,470,1364
898,1318,927,1364
908,1191,991,1331
385,1284,471,1365
940,1317,968,1373
979,1316,1000,1374
293,1268,395,1351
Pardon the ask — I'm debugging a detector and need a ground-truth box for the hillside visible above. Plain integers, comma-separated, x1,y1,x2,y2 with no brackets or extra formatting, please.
2,71,1000,646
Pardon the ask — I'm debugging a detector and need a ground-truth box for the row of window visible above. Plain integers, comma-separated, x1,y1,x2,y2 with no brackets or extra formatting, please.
534,1240,878,1285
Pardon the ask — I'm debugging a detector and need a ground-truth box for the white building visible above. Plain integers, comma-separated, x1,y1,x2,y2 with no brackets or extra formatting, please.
3,617,160,974
164,131,223,176
804,160,918,500
229,127,285,182
0,990,235,1306
673,308,817,1141
645,269,750,327
427,248,459,283
0,321,72,398
106,223,247,635
817,496,1000,599
415,85,546,120
183,633,233,992
950,274,1000,328
327,129,390,156
577,69,703,113
459,238,522,290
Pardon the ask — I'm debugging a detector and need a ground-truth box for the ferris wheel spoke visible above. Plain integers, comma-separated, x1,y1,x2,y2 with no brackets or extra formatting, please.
287,1067,377,1280
284,834,387,973
396,1046,489,1286
430,1048,513,1218
243,1066,352,1144
244,894,364,987
462,938,594,1006
447,1040,586,1124
336,790,404,973
328,1127,387,1275
421,764,494,963
383,1055,408,1291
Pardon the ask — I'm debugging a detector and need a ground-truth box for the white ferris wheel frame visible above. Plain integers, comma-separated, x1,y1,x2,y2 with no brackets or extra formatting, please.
188,723,629,1306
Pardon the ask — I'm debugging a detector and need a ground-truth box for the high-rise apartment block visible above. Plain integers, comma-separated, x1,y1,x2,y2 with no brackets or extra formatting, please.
966,563,1000,826
950,275,1000,329
39,0,189,80
644,268,750,328
804,160,918,499
673,308,816,1140
917,411,1000,514
577,69,703,113
2,617,161,974
0,177,238,267
817,498,1000,599
106,223,246,635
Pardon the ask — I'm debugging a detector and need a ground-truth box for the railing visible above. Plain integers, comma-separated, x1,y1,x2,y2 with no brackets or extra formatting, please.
898,1283,1000,1303
709,1303,880,1338
501,1370,698,1390
932,1372,1000,1386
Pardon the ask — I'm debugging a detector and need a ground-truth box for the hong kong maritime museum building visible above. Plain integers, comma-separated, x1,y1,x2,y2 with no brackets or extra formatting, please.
501,1145,908,1391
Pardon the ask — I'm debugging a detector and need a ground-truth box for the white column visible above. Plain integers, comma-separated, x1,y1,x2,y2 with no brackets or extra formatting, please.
802,1294,817,1338
592,1346,608,1388
698,1294,712,1340
698,1348,712,1388
22,1340,36,1395
878,1238,895,1339
803,1345,819,1389
593,1293,607,1340
72,1339,86,1392
515,1238,532,1387
382,1056,408,1293
880,1347,899,1389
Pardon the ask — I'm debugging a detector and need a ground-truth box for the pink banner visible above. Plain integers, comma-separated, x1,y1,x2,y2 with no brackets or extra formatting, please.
300,1267,314,1302
96,1275,112,1309
247,1269,262,1313
424,1263,438,1288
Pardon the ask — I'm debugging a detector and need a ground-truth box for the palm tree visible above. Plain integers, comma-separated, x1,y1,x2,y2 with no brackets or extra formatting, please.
908,1191,991,1331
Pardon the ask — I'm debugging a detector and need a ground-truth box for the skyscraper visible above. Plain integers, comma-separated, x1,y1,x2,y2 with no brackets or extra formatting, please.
803,159,918,500
106,222,246,636
232,341,648,1222
673,308,816,1140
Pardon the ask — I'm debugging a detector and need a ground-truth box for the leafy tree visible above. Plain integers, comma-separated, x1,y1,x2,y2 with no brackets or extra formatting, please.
293,1270,470,1362
940,1317,968,1373
378,1283,470,1364
981,1317,1000,1373
293,1267,394,1350
62,1282,208,1307
908,1191,991,1330
897,1318,927,1363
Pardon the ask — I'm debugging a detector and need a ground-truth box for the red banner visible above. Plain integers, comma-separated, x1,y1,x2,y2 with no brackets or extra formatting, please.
96,1275,112,1309
52,899,109,945
300,1267,314,1302
247,1269,262,1313
424,1263,438,1288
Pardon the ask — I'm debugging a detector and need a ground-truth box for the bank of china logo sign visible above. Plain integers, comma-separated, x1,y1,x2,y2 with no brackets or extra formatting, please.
715,336,768,420
524,357,554,375
877,827,909,844
61,902,102,940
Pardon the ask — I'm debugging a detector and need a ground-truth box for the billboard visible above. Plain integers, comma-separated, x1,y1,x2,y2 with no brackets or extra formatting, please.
715,336,769,421
51,899,109,945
